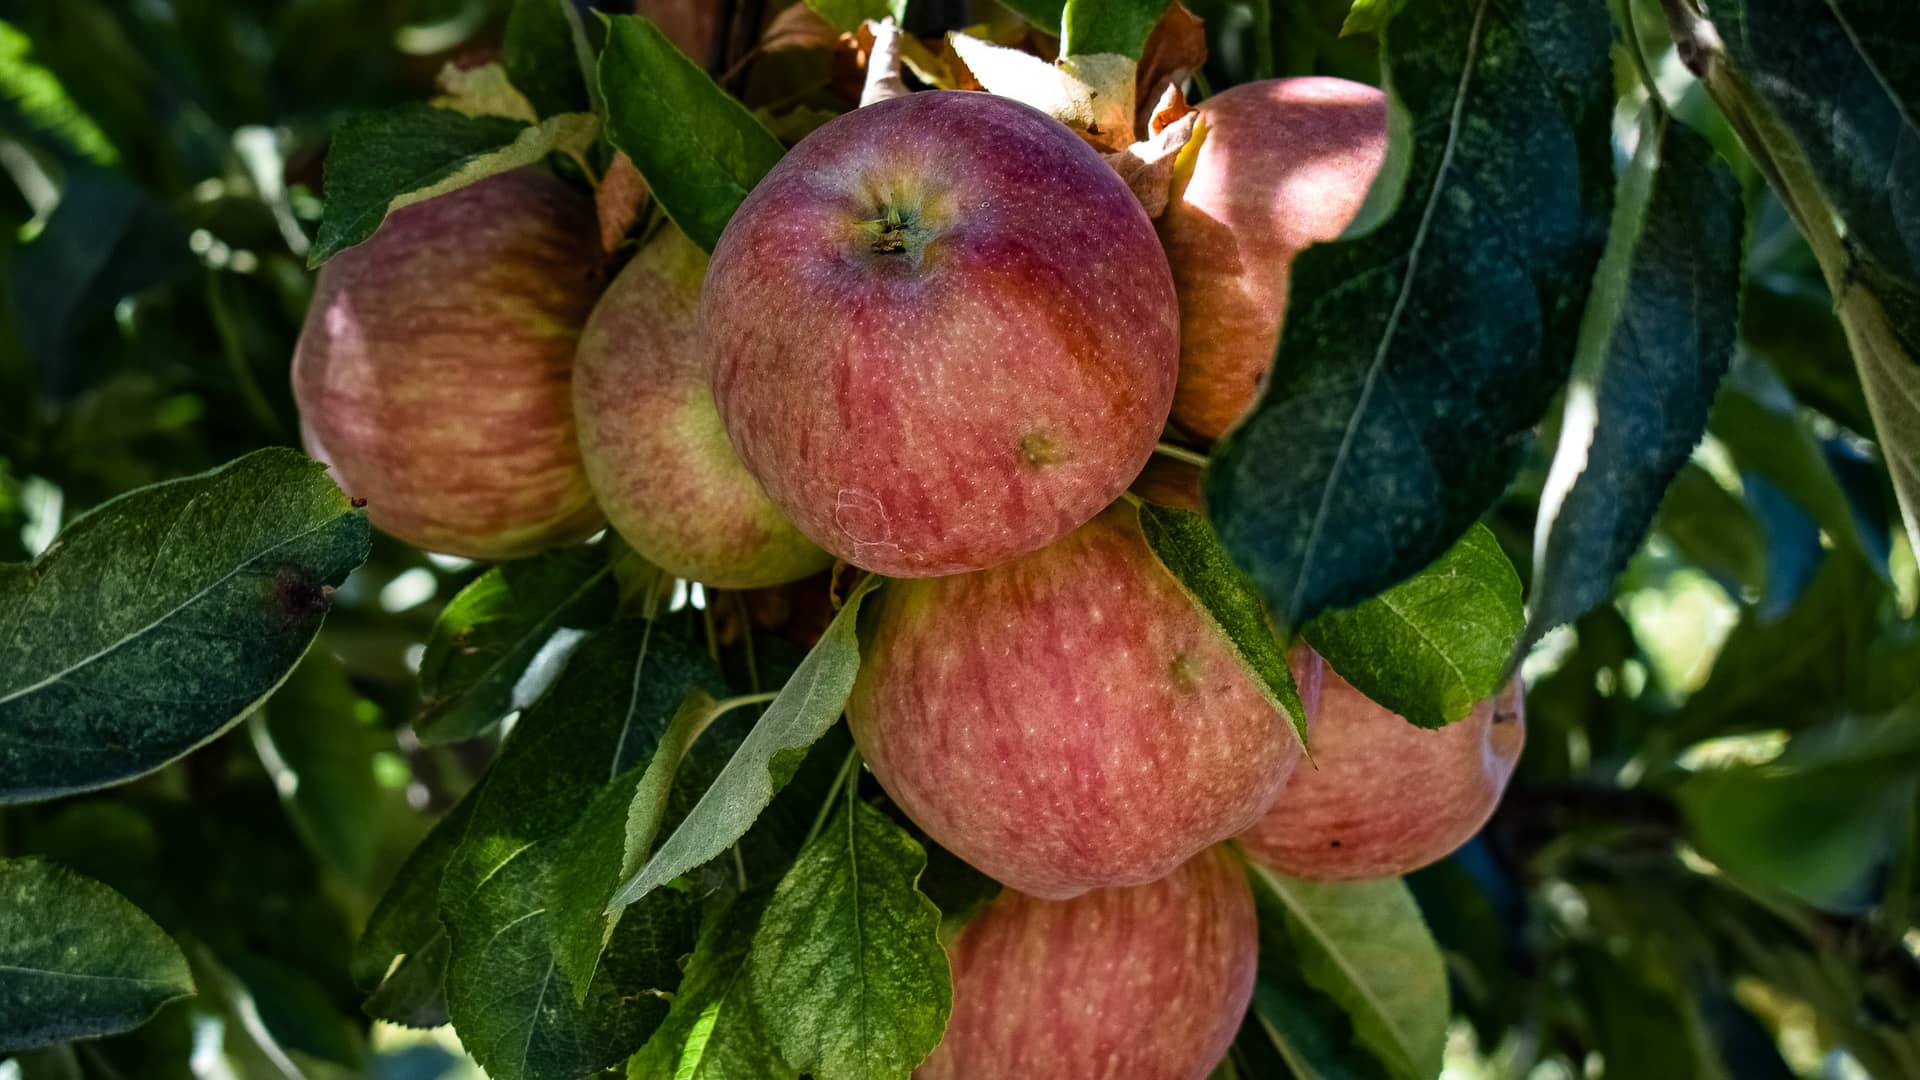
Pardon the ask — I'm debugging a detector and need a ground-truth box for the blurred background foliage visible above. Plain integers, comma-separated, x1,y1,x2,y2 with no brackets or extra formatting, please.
0,0,1916,1078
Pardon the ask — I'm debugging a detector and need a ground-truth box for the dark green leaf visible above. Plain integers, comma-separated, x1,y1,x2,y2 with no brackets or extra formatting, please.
628,889,798,1080
1061,0,1170,58
1525,110,1744,654
1304,524,1520,728
1138,501,1308,744
504,0,596,117
414,545,617,744
998,0,1068,32
1206,0,1613,629
1654,464,1765,596
608,576,881,911
251,648,383,888
0,857,195,1053
352,797,474,1028
437,624,724,1080
598,15,787,252
806,0,909,35
1679,710,1920,909
0,448,370,804
1247,864,1448,1080
310,104,597,266
749,793,951,1080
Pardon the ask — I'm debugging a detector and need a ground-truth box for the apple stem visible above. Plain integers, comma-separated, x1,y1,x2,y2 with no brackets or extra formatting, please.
1153,441,1210,469
802,747,861,849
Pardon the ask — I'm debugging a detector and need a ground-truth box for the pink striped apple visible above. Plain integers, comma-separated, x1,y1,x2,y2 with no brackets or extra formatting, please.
1159,78,1389,441
703,90,1179,577
1239,670,1525,879
848,503,1310,899
293,169,603,559
919,845,1257,1080
573,227,831,587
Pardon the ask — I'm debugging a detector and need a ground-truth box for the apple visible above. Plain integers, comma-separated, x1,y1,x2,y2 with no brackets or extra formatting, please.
848,503,1304,899
1238,670,1525,880
918,845,1257,1080
1158,78,1389,441
573,227,833,588
703,90,1180,578
292,169,604,559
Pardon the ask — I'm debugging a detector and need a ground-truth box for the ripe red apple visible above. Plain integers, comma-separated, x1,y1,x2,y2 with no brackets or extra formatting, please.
919,845,1257,1080
848,503,1302,899
703,90,1180,578
1158,78,1389,441
293,169,604,559
1238,670,1525,880
573,227,832,588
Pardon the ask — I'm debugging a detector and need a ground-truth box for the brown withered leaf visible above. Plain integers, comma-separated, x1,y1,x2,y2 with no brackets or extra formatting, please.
763,2,842,53
1136,3,1207,132
596,151,649,253
1105,86,1201,218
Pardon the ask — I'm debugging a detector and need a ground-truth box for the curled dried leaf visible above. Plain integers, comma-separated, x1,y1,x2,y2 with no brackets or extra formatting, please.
861,19,911,106
432,61,539,123
1136,3,1207,131
1105,86,1200,217
948,32,1138,151
595,151,649,253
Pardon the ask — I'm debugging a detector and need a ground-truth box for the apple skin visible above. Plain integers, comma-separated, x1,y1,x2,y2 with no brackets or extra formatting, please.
293,169,604,559
1158,78,1389,441
573,227,832,588
848,503,1302,899
1238,670,1525,880
703,90,1179,578
918,845,1257,1080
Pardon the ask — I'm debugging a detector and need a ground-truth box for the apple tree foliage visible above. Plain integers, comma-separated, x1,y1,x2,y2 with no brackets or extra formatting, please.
0,0,1917,1078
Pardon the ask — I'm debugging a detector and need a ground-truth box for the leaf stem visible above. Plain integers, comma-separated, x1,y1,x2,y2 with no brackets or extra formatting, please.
803,747,860,850
1153,440,1210,468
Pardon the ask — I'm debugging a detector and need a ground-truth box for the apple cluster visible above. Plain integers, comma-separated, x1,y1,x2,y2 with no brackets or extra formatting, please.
293,81,1523,1080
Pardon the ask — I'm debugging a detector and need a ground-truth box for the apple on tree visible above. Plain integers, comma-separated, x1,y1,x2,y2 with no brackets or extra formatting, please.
1239,668,1525,880
573,225,832,589
703,90,1180,578
920,845,1258,1080
292,169,605,560
849,502,1319,899
1158,77,1390,441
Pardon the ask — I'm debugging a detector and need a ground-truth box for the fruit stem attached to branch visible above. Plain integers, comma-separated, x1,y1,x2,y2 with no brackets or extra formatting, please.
1153,440,1211,469
803,747,861,848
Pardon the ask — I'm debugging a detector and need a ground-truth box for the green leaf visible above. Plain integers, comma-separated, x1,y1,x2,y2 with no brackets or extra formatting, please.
310,104,599,267
1304,524,1520,728
438,624,723,1080
0,448,370,804
1138,501,1308,745
806,0,909,35
1524,109,1744,655
504,0,597,117
250,649,383,888
598,15,787,253
749,792,951,1080
1247,864,1448,1080
1061,0,1170,59
0,857,195,1052
628,889,798,1080
1249,981,1393,1080
998,0,1067,32
352,796,474,1029
1678,710,1920,908
1205,0,1613,630
607,575,882,911
1341,0,1408,36
547,687,750,1000
414,545,617,744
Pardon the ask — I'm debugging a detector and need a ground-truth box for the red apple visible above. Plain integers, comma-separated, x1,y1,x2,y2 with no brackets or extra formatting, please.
1158,78,1389,441
573,227,832,588
848,504,1302,899
293,169,604,559
1238,670,1525,880
919,845,1257,1080
703,90,1180,578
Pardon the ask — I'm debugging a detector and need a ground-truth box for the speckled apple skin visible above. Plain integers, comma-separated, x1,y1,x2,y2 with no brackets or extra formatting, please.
918,846,1257,1080
293,170,604,559
1238,671,1525,880
704,91,1179,578
573,228,832,588
848,504,1298,899
1159,78,1388,441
